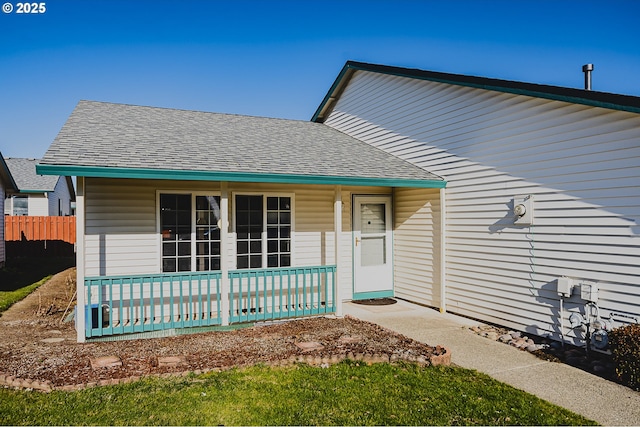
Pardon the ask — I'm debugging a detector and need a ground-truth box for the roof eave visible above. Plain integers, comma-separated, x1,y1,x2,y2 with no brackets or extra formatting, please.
36,164,446,189
0,153,18,192
312,61,640,123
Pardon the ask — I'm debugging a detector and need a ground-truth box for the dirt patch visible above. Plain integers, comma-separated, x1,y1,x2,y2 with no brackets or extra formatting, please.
0,269,446,388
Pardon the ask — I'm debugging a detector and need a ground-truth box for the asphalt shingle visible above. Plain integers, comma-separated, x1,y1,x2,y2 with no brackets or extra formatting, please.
5,158,60,192
40,101,443,184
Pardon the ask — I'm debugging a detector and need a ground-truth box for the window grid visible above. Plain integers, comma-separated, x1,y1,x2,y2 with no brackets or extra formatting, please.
195,195,222,271
160,194,192,273
236,195,263,269
266,196,291,268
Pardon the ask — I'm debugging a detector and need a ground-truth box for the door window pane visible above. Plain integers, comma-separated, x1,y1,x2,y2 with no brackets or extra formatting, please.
361,204,385,234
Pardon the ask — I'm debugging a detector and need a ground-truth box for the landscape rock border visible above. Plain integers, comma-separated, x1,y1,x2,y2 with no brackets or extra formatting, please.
0,346,451,393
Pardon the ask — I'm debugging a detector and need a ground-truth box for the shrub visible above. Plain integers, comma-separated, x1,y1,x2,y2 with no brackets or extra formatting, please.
608,323,640,390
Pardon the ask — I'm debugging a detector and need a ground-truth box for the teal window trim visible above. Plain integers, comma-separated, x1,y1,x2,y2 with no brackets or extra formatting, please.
36,164,446,189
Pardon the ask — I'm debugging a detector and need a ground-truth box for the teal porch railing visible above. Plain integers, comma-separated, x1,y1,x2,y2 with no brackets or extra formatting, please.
83,265,336,338
84,271,223,338
229,265,336,323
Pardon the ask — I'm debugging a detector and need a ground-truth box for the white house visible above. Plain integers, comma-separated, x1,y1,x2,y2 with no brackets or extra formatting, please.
37,100,445,342
38,62,640,347
4,158,75,216
312,61,640,348
0,152,19,267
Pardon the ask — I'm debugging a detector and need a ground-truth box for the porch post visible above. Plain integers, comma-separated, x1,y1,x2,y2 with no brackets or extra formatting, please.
75,177,86,342
334,185,343,316
439,187,447,313
220,182,230,326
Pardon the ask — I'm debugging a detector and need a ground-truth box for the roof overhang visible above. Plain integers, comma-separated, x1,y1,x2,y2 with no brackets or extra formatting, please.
36,164,446,189
0,154,18,192
312,61,640,122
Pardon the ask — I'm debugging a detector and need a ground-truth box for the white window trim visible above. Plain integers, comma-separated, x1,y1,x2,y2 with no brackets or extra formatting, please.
231,192,295,269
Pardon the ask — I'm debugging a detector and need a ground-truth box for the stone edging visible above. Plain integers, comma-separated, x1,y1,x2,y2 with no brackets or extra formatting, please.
0,347,451,393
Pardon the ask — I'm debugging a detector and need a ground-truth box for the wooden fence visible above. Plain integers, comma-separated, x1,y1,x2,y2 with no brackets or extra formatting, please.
5,216,76,257
5,216,76,244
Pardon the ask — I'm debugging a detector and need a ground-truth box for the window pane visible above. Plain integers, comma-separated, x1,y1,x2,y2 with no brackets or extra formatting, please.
267,227,278,238
250,241,262,253
196,257,209,271
280,227,290,238
267,197,278,210
163,258,176,272
210,242,220,255
267,240,278,253
267,254,278,268
361,203,385,234
196,241,209,255
280,198,291,210
178,257,191,271
279,212,291,224
267,212,278,224
237,256,249,269
280,254,290,267
211,258,221,270
280,240,290,252
178,242,191,256
250,255,262,268
163,242,176,256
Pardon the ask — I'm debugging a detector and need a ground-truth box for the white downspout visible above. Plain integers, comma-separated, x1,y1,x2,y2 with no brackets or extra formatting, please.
439,187,447,313
220,182,230,326
75,177,86,342
334,185,343,317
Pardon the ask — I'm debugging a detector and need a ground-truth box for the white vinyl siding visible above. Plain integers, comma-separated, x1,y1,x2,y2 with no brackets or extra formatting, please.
27,194,48,216
48,177,73,216
394,187,441,307
324,70,640,341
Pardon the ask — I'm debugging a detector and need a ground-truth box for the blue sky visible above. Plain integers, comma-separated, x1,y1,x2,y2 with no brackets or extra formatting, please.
1,0,639,159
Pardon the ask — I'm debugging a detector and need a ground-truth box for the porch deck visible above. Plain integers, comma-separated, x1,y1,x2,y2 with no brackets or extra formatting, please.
83,265,336,338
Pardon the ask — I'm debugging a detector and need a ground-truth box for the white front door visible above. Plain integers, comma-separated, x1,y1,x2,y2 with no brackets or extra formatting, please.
353,195,393,298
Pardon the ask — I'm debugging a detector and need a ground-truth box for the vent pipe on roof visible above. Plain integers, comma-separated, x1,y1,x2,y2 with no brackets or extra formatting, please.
582,64,594,90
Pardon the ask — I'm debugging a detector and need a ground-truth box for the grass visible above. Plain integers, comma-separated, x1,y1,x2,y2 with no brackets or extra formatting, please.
0,362,597,426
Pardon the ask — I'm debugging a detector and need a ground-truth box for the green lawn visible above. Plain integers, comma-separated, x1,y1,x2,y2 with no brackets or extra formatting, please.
0,362,596,426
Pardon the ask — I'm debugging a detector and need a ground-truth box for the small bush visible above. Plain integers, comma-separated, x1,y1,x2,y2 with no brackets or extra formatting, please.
608,323,640,390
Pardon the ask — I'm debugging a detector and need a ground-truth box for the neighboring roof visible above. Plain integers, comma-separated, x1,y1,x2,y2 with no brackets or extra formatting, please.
0,152,18,193
312,61,640,122
5,157,63,193
37,100,445,188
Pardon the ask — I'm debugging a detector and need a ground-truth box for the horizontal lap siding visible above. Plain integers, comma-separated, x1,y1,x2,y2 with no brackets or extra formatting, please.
85,178,159,276
324,70,640,339
394,188,441,306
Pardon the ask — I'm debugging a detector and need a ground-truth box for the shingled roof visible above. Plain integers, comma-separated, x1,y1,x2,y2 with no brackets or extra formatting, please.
5,157,60,192
38,101,445,188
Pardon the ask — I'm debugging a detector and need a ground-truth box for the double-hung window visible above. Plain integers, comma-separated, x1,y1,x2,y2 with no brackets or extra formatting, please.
160,194,221,273
235,195,292,269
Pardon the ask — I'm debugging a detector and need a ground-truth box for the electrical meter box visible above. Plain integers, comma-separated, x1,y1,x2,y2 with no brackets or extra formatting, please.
580,282,599,302
557,276,573,298
513,195,534,226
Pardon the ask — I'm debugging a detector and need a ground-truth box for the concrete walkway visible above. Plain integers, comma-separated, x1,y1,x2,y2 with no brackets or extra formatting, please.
343,299,640,426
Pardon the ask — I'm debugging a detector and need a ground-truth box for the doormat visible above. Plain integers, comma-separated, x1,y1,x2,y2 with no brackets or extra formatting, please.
352,298,397,306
